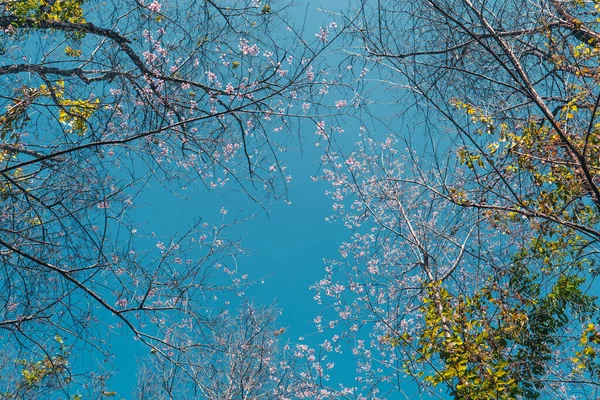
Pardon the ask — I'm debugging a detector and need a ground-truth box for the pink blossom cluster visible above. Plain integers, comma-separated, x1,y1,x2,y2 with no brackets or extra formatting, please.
147,0,161,12
315,27,329,43
239,38,260,56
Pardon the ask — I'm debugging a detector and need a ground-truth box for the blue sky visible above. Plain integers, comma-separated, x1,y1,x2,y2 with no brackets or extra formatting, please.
3,0,599,398
104,0,379,396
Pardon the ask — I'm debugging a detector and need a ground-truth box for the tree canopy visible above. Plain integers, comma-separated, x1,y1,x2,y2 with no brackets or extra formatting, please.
313,0,600,397
1,0,600,399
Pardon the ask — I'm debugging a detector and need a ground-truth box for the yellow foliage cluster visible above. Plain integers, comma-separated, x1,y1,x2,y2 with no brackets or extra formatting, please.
58,97,100,135
39,81,100,135
6,0,86,24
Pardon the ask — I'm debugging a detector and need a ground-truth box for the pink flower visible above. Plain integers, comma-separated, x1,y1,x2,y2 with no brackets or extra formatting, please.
315,27,329,43
205,71,218,83
115,298,128,308
238,38,260,56
148,1,161,12
335,99,347,109
143,51,158,64
306,66,315,81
